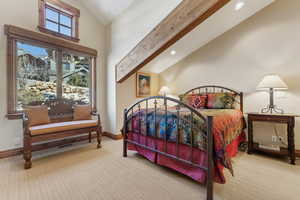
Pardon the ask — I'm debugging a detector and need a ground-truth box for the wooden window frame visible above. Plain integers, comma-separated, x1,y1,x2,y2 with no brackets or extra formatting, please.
38,0,80,42
5,25,97,120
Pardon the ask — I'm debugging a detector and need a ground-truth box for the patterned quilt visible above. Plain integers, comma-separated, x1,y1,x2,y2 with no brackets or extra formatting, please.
126,107,246,175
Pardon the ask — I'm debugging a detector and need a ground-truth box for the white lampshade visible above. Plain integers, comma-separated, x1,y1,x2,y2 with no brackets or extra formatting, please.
159,86,171,95
257,74,288,90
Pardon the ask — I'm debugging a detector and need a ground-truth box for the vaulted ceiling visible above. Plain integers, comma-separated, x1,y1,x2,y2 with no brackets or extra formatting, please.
76,0,275,82
77,0,137,25
142,0,275,74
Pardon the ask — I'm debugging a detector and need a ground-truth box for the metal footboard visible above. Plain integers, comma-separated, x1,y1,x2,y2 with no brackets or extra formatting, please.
122,96,214,200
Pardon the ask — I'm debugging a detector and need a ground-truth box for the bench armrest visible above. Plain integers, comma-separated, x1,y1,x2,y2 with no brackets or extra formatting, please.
22,113,30,136
91,112,101,127
22,113,29,126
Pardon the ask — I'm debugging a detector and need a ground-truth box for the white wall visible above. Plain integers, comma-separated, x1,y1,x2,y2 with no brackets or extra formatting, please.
106,0,182,133
116,72,160,132
159,0,300,148
0,0,106,151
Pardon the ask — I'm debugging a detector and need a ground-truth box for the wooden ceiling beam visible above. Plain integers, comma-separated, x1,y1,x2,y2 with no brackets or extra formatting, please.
116,0,230,83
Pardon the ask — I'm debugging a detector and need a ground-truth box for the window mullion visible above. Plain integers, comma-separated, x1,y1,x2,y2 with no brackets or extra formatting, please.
89,57,92,108
91,57,97,111
71,16,73,37
56,49,63,99
58,13,61,34
45,19,59,25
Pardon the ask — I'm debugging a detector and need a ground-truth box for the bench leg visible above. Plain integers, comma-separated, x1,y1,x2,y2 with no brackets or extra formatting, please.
23,135,32,169
89,132,92,143
97,128,102,149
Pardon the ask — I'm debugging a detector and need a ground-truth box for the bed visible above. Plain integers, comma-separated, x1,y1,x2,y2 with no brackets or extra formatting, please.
122,86,246,200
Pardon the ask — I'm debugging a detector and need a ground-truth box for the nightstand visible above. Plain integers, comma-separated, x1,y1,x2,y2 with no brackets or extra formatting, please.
247,112,299,165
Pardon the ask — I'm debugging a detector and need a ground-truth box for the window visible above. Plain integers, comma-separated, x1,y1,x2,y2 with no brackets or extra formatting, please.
15,42,94,111
38,0,80,42
5,25,97,119
16,42,58,110
62,52,91,104
45,6,72,37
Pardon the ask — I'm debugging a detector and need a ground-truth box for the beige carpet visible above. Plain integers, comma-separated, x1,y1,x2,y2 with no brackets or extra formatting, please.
0,138,299,200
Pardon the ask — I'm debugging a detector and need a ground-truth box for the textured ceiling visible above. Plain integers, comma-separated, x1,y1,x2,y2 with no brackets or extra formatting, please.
77,0,137,25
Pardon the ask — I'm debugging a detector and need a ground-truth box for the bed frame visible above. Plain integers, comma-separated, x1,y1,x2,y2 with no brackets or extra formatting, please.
122,85,243,200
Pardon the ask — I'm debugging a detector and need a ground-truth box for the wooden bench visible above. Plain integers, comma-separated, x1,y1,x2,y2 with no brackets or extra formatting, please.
22,99,102,169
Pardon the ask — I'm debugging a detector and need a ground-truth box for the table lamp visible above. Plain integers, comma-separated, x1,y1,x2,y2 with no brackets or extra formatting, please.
256,74,288,114
159,86,171,96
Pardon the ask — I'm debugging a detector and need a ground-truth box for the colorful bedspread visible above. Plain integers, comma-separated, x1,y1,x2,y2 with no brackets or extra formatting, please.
126,107,246,183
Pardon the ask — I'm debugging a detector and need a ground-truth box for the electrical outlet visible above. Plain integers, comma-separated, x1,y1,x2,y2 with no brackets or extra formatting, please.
278,136,284,142
272,136,277,143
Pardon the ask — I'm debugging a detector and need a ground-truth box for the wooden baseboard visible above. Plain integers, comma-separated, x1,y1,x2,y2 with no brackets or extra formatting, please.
296,150,300,157
0,134,97,159
0,148,23,159
103,132,123,140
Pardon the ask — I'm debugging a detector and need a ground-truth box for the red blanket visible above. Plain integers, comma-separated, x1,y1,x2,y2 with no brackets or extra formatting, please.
127,109,246,184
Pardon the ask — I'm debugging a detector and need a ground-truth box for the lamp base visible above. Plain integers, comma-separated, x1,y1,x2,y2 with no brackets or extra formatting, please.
261,88,284,114
261,105,284,114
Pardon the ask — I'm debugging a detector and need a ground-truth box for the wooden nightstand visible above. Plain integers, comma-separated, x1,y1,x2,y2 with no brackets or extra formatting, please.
247,112,299,165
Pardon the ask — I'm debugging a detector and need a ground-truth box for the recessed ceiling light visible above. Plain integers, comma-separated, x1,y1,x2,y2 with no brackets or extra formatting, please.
170,50,176,55
235,1,245,11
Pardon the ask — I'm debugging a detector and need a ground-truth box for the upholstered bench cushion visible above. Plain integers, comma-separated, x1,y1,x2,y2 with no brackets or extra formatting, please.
29,120,98,136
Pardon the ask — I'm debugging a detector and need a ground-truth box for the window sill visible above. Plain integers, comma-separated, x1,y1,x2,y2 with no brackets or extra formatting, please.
38,26,80,43
6,113,23,120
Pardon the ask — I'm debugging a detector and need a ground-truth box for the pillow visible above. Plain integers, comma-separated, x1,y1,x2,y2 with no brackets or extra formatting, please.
190,95,207,109
25,105,50,126
73,105,92,120
207,93,236,109
180,94,207,109
179,94,186,102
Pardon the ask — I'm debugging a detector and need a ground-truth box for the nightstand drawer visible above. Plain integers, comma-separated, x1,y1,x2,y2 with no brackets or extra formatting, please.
249,115,292,123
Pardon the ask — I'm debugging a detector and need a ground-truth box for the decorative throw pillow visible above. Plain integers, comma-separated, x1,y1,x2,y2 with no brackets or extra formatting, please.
25,105,50,126
190,95,207,109
180,94,207,109
207,93,236,109
179,94,191,105
73,105,92,120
